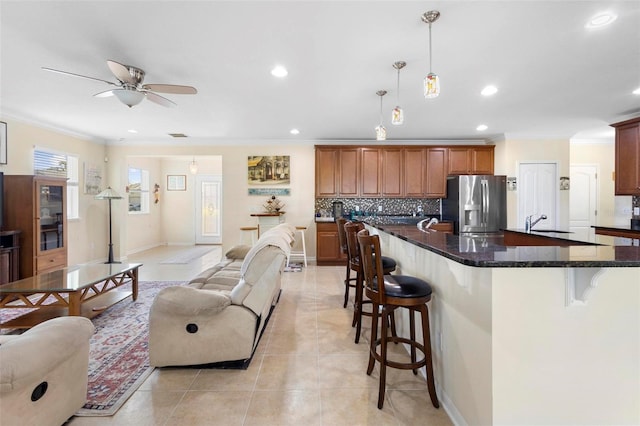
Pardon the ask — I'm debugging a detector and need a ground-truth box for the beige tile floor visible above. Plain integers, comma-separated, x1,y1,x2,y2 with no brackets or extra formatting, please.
67,245,452,426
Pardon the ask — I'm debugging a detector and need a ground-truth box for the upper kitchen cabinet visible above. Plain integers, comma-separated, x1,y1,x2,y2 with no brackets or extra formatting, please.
447,146,495,175
361,148,382,197
403,147,426,197
315,147,340,197
425,147,448,197
612,117,640,195
339,148,360,197
381,148,403,197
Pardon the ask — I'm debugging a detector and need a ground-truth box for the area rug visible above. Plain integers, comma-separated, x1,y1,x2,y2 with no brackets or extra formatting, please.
158,245,218,264
75,280,185,416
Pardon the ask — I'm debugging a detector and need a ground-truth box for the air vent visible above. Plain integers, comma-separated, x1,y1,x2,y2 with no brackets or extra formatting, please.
168,133,188,138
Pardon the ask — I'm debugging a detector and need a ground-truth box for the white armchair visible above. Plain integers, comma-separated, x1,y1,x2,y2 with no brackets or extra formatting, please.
0,316,95,426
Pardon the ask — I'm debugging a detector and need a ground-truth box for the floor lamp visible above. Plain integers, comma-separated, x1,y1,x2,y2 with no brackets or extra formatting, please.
95,187,123,264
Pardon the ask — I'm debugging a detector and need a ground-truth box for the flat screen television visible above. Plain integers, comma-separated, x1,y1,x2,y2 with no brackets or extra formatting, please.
0,171,4,230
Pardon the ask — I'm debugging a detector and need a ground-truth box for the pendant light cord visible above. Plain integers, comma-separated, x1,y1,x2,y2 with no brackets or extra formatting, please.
396,68,400,104
429,23,433,73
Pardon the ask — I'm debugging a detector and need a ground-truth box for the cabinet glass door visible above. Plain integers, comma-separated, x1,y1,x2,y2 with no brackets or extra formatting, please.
39,183,64,251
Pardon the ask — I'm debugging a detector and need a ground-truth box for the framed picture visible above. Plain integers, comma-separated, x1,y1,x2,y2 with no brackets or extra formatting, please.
167,175,186,191
0,121,7,165
247,155,290,185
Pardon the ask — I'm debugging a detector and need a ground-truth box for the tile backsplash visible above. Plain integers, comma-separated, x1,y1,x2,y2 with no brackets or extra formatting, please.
315,198,440,217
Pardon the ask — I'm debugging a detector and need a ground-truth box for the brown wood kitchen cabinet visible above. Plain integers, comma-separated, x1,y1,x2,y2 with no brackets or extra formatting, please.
316,222,347,265
315,147,340,197
3,175,68,278
381,147,403,197
425,147,448,197
361,148,382,197
448,146,494,175
612,117,640,195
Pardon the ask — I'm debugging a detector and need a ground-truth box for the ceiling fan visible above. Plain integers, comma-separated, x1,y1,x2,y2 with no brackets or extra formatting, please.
42,60,197,108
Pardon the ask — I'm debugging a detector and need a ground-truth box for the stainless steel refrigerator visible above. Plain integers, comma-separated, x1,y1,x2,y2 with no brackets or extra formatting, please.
442,175,507,234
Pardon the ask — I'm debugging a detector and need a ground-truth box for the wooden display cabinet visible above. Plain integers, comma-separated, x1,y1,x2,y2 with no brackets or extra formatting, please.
612,117,640,195
3,175,68,278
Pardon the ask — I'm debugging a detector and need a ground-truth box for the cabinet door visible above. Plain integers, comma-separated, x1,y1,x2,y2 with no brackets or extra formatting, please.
471,147,495,174
36,180,66,256
381,148,403,197
425,147,448,198
361,148,381,197
404,147,426,197
316,223,347,265
315,148,339,197
448,148,471,175
339,148,360,196
615,123,640,195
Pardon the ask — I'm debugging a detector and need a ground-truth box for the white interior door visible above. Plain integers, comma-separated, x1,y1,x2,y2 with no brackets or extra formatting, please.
195,175,222,244
518,162,558,230
570,164,598,241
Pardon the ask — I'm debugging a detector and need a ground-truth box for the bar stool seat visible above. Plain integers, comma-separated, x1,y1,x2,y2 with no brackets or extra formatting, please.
357,228,439,410
239,226,258,245
287,226,307,267
344,221,396,343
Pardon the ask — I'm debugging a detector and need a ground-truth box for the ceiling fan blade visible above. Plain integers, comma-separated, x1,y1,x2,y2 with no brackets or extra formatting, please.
42,67,117,86
107,60,136,84
145,91,177,108
93,89,115,98
142,84,197,95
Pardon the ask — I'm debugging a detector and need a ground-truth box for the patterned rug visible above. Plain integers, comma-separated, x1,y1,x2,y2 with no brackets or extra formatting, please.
158,245,219,264
0,281,185,416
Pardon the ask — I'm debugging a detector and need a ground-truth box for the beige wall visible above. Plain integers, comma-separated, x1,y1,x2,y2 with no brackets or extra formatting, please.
105,143,316,259
494,138,571,229
0,118,109,265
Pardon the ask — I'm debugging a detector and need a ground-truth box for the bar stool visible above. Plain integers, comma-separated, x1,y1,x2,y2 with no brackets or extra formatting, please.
336,217,355,308
287,226,307,267
344,221,396,344
239,226,258,245
357,228,439,410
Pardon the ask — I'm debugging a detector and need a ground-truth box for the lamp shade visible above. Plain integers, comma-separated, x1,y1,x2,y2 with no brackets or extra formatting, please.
95,187,123,200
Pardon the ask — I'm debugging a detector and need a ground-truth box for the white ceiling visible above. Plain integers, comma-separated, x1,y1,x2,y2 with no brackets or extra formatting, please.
1,1,639,145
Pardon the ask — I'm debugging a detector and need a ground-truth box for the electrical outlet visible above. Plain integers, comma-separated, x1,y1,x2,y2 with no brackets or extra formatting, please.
355,205,360,211
634,207,640,216
378,205,383,212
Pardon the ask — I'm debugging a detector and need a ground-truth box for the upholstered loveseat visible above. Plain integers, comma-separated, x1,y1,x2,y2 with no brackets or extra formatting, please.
0,316,95,426
148,223,295,368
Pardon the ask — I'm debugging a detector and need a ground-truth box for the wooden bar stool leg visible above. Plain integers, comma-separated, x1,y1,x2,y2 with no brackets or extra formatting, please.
420,304,440,408
367,300,380,376
378,305,390,409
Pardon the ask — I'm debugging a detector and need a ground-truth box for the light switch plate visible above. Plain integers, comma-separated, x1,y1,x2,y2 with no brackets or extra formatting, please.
634,207,640,215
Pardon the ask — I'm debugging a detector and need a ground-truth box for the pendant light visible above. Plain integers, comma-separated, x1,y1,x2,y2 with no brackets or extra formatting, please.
375,90,387,140
422,10,441,99
391,61,406,125
189,157,198,174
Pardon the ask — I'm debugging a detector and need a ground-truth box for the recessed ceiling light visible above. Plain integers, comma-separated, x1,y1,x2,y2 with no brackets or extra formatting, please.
476,124,488,131
271,65,288,78
481,85,498,96
633,87,640,95
585,12,617,29
290,128,300,135
128,129,138,133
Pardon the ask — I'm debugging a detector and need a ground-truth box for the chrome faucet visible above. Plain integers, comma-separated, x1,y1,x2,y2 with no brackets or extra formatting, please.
525,214,547,233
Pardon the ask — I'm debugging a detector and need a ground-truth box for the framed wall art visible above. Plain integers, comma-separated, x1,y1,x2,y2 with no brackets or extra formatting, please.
0,121,7,165
247,155,290,185
167,174,186,191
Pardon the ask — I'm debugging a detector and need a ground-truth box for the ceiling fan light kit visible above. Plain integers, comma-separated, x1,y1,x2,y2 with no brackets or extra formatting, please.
42,59,197,108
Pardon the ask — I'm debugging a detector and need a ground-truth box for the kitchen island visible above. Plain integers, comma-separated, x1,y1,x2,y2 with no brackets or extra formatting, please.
363,223,640,426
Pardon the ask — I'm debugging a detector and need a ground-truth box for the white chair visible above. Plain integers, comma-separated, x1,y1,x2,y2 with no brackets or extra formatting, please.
287,226,307,267
239,226,258,245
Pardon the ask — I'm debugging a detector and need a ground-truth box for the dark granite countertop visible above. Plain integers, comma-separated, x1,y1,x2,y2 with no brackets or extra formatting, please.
364,222,640,268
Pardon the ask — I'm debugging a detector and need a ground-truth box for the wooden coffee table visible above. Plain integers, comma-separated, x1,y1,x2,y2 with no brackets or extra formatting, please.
0,263,142,329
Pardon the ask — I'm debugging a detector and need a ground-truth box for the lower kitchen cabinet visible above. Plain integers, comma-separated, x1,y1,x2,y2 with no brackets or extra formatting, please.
316,222,347,266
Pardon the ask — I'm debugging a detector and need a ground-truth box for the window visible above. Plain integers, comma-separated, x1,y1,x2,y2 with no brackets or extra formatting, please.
34,149,79,220
128,167,149,213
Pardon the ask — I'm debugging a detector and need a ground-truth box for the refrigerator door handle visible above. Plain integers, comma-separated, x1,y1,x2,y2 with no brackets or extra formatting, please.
481,179,489,227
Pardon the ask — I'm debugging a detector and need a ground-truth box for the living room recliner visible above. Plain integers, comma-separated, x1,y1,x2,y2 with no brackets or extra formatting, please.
0,316,95,426
148,223,295,368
